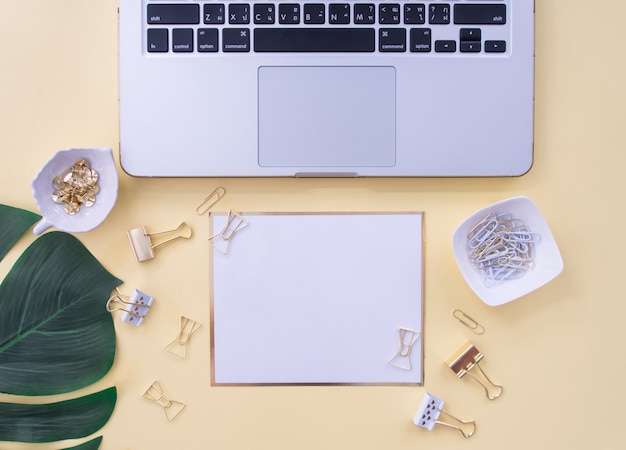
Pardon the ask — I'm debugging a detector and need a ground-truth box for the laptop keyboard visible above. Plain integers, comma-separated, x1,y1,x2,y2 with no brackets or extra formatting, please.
145,2,509,54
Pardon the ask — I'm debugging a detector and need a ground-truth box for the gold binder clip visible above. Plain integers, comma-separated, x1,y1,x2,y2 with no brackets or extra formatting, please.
209,211,248,255
143,381,185,422
413,392,476,438
196,186,225,215
389,327,421,371
106,287,154,326
446,342,503,400
452,309,485,334
165,316,201,359
127,222,192,262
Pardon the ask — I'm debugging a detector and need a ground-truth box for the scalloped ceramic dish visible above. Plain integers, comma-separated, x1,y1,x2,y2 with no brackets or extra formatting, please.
31,147,118,234
451,196,563,306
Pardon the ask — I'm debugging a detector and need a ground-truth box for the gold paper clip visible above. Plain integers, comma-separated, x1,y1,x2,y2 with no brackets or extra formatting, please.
209,211,248,255
127,222,192,262
143,381,185,422
196,187,225,215
389,327,421,371
165,316,202,359
446,342,503,400
452,309,485,334
106,287,154,326
413,392,476,438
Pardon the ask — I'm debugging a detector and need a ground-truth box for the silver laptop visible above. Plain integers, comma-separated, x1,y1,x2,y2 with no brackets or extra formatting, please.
118,0,534,177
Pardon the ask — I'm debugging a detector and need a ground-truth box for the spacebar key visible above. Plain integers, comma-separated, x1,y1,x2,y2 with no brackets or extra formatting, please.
254,28,375,52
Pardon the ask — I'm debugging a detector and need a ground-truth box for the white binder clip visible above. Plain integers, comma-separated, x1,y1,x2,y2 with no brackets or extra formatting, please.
388,327,421,371
413,392,476,438
106,287,154,326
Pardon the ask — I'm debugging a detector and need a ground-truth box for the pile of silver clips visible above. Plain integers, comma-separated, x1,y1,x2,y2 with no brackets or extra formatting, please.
467,211,541,286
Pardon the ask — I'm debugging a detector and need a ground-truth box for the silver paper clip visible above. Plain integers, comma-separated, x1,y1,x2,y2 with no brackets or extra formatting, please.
413,392,476,438
127,222,192,262
446,341,503,400
165,316,202,359
106,287,154,326
452,309,485,334
389,327,421,371
209,211,248,255
196,187,225,215
143,380,185,422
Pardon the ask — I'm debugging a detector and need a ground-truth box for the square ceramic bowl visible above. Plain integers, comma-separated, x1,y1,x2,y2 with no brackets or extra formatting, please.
31,147,118,234
451,196,563,306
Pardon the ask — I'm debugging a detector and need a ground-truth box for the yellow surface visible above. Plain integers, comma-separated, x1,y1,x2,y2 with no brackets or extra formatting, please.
1,1,625,449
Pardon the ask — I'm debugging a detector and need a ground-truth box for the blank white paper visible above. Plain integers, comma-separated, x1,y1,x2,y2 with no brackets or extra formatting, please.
210,213,424,385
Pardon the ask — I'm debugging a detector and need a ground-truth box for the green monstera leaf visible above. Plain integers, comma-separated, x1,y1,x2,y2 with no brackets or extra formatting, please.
63,436,104,450
0,204,40,261
0,388,116,443
0,205,121,447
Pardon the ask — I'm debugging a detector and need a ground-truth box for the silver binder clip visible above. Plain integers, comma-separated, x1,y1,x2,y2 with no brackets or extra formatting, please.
106,287,154,326
389,327,421,371
446,341,503,400
413,392,476,438
209,211,248,255
127,222,192,262
143,380,185,422
165,316,202,359
196,186,225,215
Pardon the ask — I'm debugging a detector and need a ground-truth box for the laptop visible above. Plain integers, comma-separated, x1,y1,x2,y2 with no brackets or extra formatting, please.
118,0,534,177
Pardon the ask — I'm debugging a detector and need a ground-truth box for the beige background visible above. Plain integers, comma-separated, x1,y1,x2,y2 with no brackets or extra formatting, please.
1,1,624,449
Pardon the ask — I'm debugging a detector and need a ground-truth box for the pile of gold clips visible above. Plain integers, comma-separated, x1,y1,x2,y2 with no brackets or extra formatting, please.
467,211,540,286
51,159,100,215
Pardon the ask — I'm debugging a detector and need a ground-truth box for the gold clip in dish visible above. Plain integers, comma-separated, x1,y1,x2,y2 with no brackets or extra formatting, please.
209,211,248,255
413,392,476,438
165,316,201,359
196,186,225,215
128,222,192,262
446,342,503,400
106,287,154,326
143,381,185,422
389,327,421,371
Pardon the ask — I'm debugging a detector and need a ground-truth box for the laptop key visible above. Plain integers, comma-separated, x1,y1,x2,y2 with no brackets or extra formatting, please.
304,3,325,24
454,4,506,25
172,29,194,52
409,28,431,52
198,28,219,52
223,28,250,52
254,28,375,52
435,40,456,52
204,4,225,24
147,4,200,24
485,40,506,53
147,29,168,52
380,28,406,52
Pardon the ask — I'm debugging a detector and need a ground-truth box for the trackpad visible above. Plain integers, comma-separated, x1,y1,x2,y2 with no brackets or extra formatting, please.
258,66,396,167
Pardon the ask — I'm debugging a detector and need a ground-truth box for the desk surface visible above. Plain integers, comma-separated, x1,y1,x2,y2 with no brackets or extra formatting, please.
1,1,625,449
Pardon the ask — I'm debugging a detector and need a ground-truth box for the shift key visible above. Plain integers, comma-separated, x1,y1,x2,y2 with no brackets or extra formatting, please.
453,4,506,25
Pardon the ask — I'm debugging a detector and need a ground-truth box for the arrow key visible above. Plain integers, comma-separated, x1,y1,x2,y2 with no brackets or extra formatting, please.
485,40,506,53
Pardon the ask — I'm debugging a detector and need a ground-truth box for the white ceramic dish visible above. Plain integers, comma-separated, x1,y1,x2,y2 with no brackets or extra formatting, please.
31,147,118,234
451,196,563,306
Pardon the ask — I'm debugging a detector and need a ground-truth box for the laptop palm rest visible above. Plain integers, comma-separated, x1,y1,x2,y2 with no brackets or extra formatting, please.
258,66,396,169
